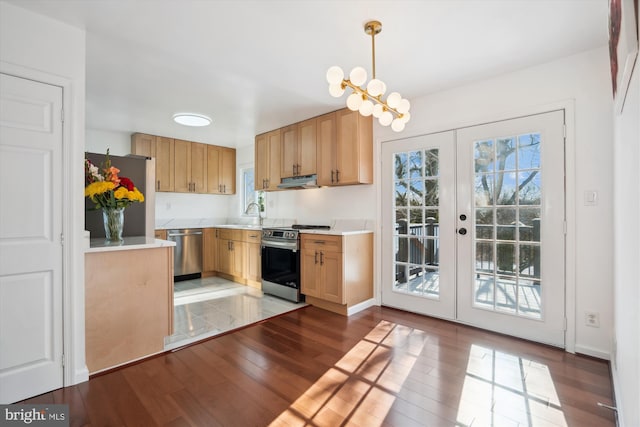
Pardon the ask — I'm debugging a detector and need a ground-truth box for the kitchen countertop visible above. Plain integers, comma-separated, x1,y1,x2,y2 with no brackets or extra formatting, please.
299,229,372,236
86,236,176,253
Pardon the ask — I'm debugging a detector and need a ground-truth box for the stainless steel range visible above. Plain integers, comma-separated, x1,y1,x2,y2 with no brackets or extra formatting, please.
261,225,330,302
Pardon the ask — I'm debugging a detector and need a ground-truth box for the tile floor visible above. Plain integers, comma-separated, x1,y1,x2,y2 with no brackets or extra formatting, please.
166,276,305,350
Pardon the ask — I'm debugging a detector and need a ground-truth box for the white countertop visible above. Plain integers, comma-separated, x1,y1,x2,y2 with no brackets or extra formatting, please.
299,229,372,236
85,236,176,253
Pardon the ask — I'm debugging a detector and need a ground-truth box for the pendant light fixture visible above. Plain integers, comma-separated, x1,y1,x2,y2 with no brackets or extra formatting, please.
326,20,410,132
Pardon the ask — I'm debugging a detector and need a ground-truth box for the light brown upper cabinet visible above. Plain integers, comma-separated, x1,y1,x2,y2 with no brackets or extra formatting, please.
174,139,207,193
281,119,317,179
207,145,236,194
317,109,373,186
131,133,175,192
255,129,281,191
131,133,235,194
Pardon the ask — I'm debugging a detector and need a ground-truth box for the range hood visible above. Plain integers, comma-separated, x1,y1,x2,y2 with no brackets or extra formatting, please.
277,174,319,189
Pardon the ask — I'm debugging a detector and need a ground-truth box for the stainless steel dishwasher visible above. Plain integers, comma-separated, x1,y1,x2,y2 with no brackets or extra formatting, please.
166,229,203,280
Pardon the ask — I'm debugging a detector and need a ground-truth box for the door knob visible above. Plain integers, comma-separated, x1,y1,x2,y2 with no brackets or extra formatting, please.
459,214,467,221
458,228,467,235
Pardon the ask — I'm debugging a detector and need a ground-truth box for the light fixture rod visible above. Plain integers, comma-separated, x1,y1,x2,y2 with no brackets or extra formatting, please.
364,20,382,79
341,79,402,117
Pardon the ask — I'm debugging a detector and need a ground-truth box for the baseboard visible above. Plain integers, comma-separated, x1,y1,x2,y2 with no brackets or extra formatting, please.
347,298,378,316
574,344,611,360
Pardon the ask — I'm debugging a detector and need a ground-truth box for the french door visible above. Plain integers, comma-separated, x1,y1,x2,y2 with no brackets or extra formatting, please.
382,111,566,347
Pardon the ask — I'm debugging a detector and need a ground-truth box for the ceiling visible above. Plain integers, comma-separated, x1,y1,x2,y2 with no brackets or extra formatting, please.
7,0,609,147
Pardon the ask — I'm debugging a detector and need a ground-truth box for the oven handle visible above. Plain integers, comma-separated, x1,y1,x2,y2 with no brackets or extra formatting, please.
261,240,298,251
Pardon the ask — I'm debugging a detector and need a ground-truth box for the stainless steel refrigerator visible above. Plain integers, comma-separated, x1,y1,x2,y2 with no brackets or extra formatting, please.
85,152,155,239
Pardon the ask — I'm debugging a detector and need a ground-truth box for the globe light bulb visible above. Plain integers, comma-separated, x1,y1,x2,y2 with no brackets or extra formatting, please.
328,83,345,98
349,67,367,87
359,100,374,116
346,92,363,111
367,79,386,97
372,103,384,118
391,118,406,132
379,110,393,126
400,112,411,123
326,66,344,85
397,98,411,114
386,92,401,109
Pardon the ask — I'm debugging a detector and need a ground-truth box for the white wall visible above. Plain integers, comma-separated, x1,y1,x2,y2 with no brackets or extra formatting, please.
0,1,88,385
612,50,640,426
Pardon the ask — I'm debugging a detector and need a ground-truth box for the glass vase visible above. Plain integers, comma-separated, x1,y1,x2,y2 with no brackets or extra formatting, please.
102,207,125,242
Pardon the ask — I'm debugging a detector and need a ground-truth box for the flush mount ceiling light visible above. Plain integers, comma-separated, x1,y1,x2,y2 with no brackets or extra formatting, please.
326,20,410,132
172,113,212,127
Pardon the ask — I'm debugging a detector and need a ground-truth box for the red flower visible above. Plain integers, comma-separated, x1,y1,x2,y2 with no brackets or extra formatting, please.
119,177,135,191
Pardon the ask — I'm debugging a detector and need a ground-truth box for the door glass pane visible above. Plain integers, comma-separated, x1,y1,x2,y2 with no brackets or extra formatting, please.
392,149,441,299
472,132,542,319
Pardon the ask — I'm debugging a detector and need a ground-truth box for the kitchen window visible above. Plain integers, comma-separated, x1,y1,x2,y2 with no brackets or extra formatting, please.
243,168,266,216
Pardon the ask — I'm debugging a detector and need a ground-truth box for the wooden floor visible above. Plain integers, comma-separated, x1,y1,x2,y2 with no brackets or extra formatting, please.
23,306,616,426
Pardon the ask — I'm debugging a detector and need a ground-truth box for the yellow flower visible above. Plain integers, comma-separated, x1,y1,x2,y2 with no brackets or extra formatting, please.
113,186,128,200
84,181,115,198
127,188,145,202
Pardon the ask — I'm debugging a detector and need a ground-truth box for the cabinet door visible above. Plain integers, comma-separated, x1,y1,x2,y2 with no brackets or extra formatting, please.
255,134,269,190
173,139,192,192
217,238,232,275
266,129,281,190
231,240,244,277
203,228,217,272
321,250,344,304
191,142,208,193
155,136,175,192
316,112,336,186
244,242,261,283
131,133,155,158
298,118,317,176
207,145,222,194
301,248,320,298
335,109,373,185
280,124,297,178
220,147,236,194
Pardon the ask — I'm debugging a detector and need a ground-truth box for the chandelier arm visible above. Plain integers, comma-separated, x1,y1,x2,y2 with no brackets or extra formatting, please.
342,79,403,118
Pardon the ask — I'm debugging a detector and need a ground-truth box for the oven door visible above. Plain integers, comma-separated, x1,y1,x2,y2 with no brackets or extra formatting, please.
261,244,300,289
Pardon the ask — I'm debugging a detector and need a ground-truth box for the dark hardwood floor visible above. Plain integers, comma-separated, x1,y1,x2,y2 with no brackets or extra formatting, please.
22,306,616,426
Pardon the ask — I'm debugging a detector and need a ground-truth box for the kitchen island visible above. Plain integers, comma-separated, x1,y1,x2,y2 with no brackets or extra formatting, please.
85,237,175,374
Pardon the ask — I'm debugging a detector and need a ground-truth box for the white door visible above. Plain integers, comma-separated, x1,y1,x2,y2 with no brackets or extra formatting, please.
381,131,457,319
382,111,566,347
0,73,64,403
456,111,565,346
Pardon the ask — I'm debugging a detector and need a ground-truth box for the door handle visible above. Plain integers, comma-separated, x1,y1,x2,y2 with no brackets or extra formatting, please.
458,228,467,235
331,170,335,183
320,251,324,265
335,170,340,182
315,251,318,264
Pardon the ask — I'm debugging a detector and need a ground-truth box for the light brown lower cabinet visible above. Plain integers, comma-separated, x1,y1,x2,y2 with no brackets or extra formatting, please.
300,232,373,316
84,246,173,374
204,228,261,288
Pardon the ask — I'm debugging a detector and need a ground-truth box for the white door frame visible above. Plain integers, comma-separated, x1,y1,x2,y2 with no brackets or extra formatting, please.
375,100,577,353
1,61,89,389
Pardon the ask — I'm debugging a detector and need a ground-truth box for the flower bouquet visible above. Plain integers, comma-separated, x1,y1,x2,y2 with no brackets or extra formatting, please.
85,149,144,241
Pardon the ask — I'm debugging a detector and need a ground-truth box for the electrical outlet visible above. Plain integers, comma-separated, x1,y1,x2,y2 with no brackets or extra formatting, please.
585,311,600,327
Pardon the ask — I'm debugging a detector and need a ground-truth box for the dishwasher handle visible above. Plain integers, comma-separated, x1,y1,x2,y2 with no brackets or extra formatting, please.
167,231,203,237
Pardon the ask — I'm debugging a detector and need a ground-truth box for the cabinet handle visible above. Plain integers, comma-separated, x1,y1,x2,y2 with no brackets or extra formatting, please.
313,240,325,244
331,170,335,183
293,164,296,176
314,251,318,264
320,251,324,265
157,180,160,191
223,184,226,193
336,170,340,182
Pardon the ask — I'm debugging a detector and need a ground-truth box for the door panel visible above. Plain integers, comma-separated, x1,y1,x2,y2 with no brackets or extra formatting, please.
456,111,565,346
381,131,456,320
0,73,64,403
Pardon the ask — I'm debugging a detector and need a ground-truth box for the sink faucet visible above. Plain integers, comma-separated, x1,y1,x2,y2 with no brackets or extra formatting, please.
244,202,263,226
